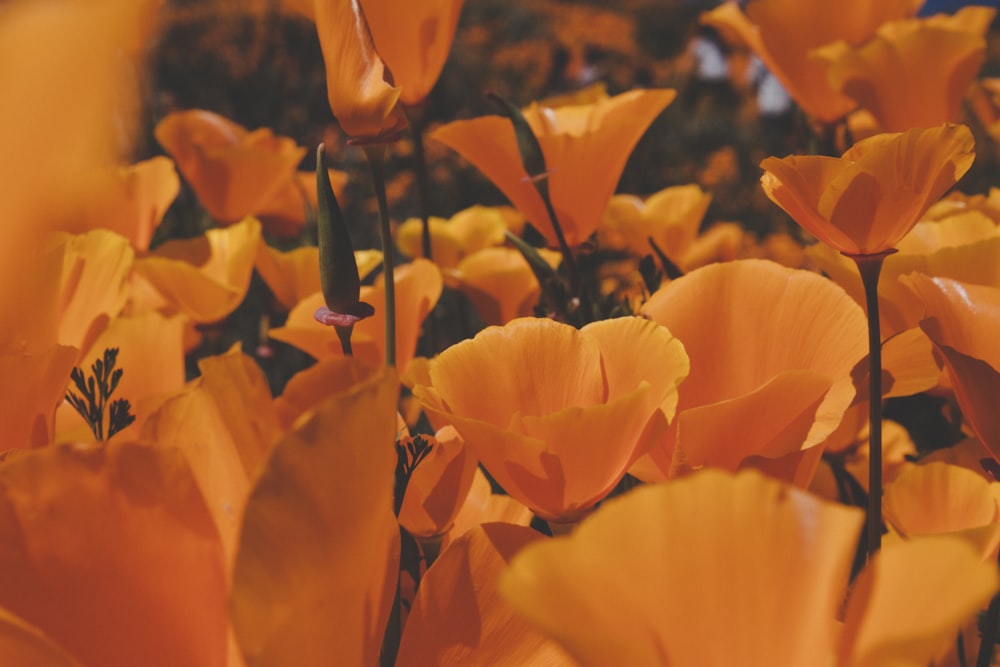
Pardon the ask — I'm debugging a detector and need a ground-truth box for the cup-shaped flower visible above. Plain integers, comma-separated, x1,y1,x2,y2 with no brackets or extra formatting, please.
760,123,975,257
412,316,689,523
431,89,676,248
816,10,990,133
155,110,306,223
702,0,921,124
639,260,867,483
315,0,407,142
395,205,507,268
361,0,464,106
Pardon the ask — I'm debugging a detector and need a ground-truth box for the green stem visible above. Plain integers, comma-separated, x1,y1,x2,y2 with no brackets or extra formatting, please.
407,108,433,262
539,182,580,299
850,252,889,562
335,324,354,356
406,107,441,355
364,145,397,368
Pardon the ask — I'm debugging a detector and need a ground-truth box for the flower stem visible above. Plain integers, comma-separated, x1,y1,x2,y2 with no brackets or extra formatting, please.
364,145,397,368
406,107,441,354
850,252,890,561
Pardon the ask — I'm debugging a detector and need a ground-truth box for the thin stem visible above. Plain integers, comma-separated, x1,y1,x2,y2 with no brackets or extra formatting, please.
850,252,890,562
364,145,397,368
335,324,354,356
407,108,433,262
538,185,580,299
406,107,441,355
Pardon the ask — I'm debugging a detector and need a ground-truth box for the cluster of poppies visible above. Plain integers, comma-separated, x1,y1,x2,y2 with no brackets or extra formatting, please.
4,0,1000,665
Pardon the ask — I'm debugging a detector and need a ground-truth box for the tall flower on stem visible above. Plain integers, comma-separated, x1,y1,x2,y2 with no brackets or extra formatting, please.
760,123,975,558
362,0,466,262
315,0,407,367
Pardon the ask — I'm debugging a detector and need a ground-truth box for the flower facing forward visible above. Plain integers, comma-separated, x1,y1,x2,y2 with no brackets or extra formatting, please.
315,0,407,141
431,89,676,248
413,316,689,523
760,124,975,257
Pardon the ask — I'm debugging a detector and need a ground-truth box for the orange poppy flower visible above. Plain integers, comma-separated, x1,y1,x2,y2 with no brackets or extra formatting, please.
884,462,1000,561
430,89,676,248
396,523,570,665
155,110,306,224
501,468,998,666
398,425,478,539
702,0,921,123
808,214,1000,339
413,316,689,523
314,0,407,141
904,274,1000,460
598,184,713,264
639,260,867,483
447,246,561,326
760,124,975,257
395,205,507,269
130,218,261,324
361,0,465,106
816,10,990,133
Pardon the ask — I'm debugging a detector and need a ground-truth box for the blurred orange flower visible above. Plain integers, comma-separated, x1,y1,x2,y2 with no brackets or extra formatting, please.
0,441,228,667
760,124,975,257
315,0,407,141
598,185,712,265
361,0,465,106
816,9,991,132
501,468,998,667
431,89,676,248
155,110,306,224
445,246,561,326
702,0,921,123
395,205,507,268
413,316,689,523
63,157,179,251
